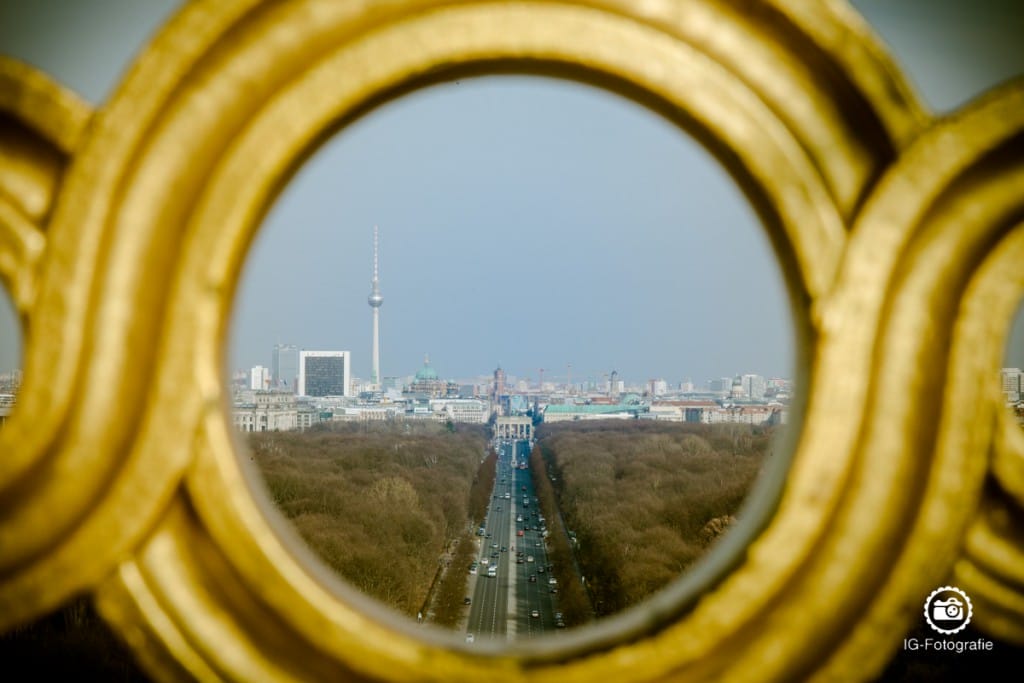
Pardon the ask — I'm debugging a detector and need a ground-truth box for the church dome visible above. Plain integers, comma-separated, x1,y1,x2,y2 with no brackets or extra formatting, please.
415,356,438,381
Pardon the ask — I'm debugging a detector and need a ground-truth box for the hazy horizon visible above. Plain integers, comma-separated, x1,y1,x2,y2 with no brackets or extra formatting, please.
1,0,1022,386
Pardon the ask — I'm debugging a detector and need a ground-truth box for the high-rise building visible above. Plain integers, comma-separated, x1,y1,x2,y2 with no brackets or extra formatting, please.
272,344,299,393
709,377,733,394
298,351,352,397
367,225,383,389
742,374,767,400
250,365,270,390
492,366,506,415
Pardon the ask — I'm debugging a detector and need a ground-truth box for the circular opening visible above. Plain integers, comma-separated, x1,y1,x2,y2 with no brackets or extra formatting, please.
0,288,22,429
227,75,799,647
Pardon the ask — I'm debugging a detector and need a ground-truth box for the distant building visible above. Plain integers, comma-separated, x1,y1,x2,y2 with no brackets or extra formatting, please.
729,376,745,399
492,366,506,413
542,400,647,423
430,398,491,424
0,370,22,394
272,344,299,393
298,351,351,397
1002,368,1022,403
295,402,321,430
230,369,248,389
648,379,668,396
708,377,732,394
508,394,529,415
495,415,534,439
405,355,458,398
250,365,270,390
659,399,785,426
233,390,297,432
0,393,14,428
604,379,625,395
742,374,767,400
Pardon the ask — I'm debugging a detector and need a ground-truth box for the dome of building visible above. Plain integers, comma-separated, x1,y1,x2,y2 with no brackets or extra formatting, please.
415,355,438,381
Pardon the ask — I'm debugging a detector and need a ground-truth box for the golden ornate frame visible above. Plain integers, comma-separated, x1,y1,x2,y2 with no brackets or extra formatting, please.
1,1,1022,680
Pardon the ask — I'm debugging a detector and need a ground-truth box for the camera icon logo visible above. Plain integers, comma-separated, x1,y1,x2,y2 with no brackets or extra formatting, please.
924,586,972,634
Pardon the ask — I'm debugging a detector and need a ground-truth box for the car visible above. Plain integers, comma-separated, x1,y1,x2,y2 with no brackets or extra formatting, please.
555,620,566,629
517,530,524,537
554,612,563,620
466,633,475,643
538,566,545,574
492,543,498,549
485,533,492,538
529,574,537,583
549,587,558,594
531,610,540,618
549,578,557,585
464,597,472,605
527,556,534,563
501,546,507,552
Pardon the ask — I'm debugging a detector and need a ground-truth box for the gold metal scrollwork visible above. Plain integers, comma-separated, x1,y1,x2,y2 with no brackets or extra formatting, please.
0,1,1021,681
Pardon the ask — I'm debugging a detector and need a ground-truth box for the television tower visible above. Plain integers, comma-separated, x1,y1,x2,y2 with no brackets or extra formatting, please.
367,225,383,389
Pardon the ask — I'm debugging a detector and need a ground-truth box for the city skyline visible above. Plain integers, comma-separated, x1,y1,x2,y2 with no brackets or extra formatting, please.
239,340,791,392
0,1,1023,382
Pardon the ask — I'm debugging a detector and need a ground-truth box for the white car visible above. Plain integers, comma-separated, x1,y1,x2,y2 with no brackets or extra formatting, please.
466,633,475,643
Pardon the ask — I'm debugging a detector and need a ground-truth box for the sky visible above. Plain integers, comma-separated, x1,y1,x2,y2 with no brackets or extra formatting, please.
0,1,1022,387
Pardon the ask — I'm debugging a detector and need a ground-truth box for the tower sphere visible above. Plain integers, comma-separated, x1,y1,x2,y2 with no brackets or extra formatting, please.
368,292,383,307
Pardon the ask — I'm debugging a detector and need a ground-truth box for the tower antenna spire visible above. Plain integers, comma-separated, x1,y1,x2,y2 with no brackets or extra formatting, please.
373,224,379,282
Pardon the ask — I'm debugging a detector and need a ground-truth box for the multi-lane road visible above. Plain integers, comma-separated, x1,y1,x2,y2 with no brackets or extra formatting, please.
464,439,562,642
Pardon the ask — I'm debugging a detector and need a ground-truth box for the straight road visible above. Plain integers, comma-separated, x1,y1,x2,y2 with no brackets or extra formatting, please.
465,438,562,642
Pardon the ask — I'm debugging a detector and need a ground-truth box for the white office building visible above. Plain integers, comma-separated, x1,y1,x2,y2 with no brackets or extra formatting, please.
250,365,270,391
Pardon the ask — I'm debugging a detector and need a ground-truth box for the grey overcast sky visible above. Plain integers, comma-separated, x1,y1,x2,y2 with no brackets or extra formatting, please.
0,1,1022,386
